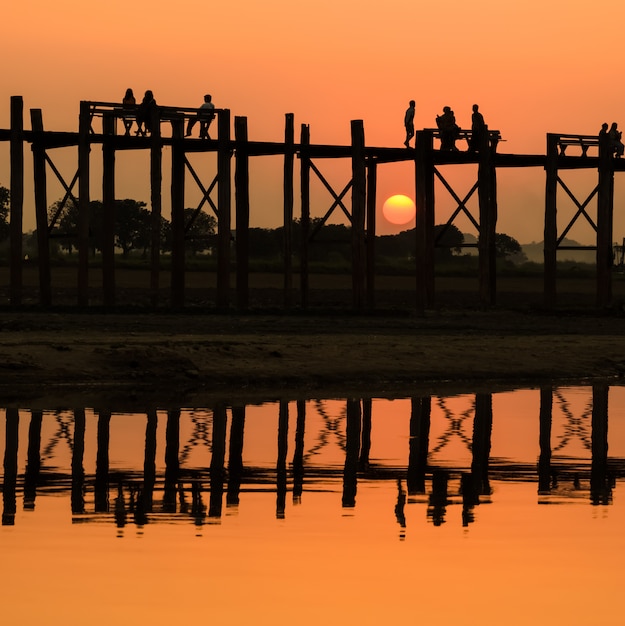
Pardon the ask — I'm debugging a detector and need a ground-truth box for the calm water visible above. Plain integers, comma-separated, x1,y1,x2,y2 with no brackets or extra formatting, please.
1,385,625,625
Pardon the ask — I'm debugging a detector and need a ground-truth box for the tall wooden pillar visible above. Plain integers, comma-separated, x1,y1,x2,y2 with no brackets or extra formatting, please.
209,405,228,519
2,409,19,526
30,109,51,306
544,134,558,308
276,401,289,519
217,109,232,309
234,116,250,310
170,118,185,308
150,107,163,307
591,384,611,505
478,127,497,307
77,101,91,307
351,120,366,310
407,396,431,495
227,406,245,506
300,124,311,309
102,113,116,306
597,142,614,308
538,386,553,494
71,409,86,514
94,411,111,513
366,158,377,310
415,130,434,312
342,398,361,508
10,96,24,306
283,113,295,309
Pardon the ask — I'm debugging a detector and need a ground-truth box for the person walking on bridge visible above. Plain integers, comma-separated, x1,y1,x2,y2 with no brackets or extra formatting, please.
404,100,415,148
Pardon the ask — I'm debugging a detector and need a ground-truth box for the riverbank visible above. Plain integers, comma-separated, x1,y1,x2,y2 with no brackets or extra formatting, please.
0,308,624,408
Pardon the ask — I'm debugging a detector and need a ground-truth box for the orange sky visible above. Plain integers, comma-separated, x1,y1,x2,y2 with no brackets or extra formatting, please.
2,0,625,242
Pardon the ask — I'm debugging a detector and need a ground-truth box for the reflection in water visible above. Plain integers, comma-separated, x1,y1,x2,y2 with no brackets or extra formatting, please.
1,385,625,625
0,384,621,529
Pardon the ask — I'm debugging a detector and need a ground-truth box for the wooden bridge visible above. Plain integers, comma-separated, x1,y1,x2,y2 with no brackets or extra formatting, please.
2,95,622,311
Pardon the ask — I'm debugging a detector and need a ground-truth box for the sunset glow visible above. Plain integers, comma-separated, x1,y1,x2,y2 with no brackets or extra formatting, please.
382,194,416,225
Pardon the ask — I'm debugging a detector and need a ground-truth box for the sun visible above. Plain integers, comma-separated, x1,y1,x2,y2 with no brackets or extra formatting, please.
382,194,416,225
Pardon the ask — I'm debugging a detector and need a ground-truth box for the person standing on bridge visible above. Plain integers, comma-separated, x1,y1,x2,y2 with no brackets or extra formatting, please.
608,122,624,157
468,104,486,153
404,100,416,148
436,106,459,151
122,88,136,136
185,94,216,139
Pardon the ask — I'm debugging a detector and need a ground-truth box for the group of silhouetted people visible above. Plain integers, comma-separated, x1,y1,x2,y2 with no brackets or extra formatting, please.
121,89,215,139
404,101,488,152
599,122,624,158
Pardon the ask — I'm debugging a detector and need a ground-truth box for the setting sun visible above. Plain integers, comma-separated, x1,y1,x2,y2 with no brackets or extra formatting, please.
382,194,416,225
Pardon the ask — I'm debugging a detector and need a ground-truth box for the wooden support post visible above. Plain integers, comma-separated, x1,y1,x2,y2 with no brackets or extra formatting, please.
143,410,158,513
471,393,493,495
150,107,163,307
24,411,43,511
415,130,434,312
292,400,306,502
2,409,19,525
342,399,361,508
591,384,610,504
10,96,24,306
478,126,497,307
217,109,232,310
283,113,295,309
102,113,116,306
366,158,377,310
351,120,366,311
234,116,250,310
209,405,227,518
597,142,614,308
544,134,558,308
276,401,289,519
227,406,246,506
71,409,86,514
163,410,180,512
94,411,111,513
30,109,51,306
170,118,185,308
300,124,310,309
78,101,91,306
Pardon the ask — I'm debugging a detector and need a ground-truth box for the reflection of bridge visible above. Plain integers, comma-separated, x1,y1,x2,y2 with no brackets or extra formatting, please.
1,385,621,530
2,96,623,310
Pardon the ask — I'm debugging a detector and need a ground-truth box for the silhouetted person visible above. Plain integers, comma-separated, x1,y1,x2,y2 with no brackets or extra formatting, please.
404,100,415,148
599,122,610,156
436,106,459,151
185,94,215,139
122,88,136,136
136,90,157,136
609,122,624,157
468,104,486,153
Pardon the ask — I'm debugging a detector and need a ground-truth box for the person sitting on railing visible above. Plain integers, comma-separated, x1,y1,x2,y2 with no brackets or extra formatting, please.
436,106,460,151
136,90,157,136
608,122,624,158
122,88,136,136
185,94,215,139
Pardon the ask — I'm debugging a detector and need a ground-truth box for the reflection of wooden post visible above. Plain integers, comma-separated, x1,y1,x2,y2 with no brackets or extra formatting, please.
77,101,91,307
95,411,111,513
2,409,19,525
292,400,306,503
170,118,185,308
471,393,493,496
342,399,361,508
427,471,449,527
276,401,289,519
283,113,295,309
71,409,86,514
300,124,310,309
209,405,227,518
544,134,558,308
591,384,611,505
31,109,51,306
163,410,180,513
102,113,116,306
235,116,250,310
10,96,24,306
538,387,553,494
217,110,232,309
351,120,366,311
227,406,245,507
359,399,371,471
407,396,431,494
143,410,158,513
24,410,43,511
366,159,377,310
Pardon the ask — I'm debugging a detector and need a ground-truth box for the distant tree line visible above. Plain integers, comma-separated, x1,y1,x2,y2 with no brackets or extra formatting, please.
0,184,526,264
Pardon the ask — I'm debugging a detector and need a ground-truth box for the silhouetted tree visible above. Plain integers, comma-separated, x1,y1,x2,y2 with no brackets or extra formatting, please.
183,208,217,256
435,223,464,261
495,232,526,262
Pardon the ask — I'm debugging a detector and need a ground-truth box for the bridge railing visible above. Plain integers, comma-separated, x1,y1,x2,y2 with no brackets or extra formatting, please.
424,127,503,152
